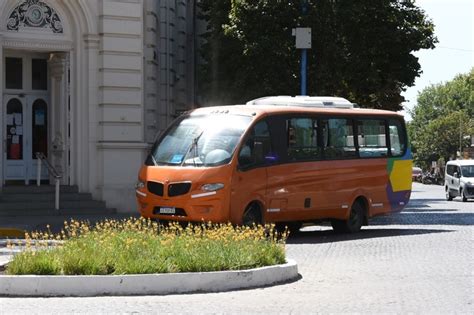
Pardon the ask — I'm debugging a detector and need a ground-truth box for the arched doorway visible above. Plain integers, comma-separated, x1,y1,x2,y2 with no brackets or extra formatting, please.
3,92,49,184
1,0,93,187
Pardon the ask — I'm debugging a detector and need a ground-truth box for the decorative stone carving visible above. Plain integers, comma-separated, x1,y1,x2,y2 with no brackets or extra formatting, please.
7,0,63,33
51,133,64,153
51,132,64,176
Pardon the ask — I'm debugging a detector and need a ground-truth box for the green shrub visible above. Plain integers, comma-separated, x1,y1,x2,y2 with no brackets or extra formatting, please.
6,218,287,275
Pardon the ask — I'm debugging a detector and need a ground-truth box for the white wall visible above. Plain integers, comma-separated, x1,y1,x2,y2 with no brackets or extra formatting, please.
96,0,148,212
1,0,197,213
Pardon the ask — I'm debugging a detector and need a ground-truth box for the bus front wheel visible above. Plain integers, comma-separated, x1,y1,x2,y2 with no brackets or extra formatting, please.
331,201,365,233
242,202,262,227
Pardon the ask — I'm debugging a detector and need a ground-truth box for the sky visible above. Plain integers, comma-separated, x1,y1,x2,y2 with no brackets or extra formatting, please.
401,0,474,120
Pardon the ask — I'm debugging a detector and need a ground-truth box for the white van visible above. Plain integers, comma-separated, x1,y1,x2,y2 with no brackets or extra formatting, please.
445,160,474,202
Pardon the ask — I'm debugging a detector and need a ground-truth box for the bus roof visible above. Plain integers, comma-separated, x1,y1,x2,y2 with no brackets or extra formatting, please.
246,96,354,108
190,104,403,119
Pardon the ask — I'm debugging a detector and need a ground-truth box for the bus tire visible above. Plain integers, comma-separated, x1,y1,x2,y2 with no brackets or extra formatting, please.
331,201,365,233
242,202,262,226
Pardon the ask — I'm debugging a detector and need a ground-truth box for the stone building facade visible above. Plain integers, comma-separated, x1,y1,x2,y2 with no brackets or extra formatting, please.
0,0,197,212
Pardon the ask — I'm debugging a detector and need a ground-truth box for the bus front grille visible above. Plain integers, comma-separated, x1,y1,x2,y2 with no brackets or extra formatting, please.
147,181,164,196
168,182,191,197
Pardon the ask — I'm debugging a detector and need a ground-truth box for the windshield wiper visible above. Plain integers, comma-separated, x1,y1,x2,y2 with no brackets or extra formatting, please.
150,154,158,166
181,130,204,166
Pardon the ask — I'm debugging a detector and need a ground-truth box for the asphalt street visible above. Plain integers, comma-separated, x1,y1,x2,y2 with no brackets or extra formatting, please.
0,182,472,314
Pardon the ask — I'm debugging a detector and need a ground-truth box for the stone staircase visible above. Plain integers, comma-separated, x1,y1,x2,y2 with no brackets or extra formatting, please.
0,185,115,216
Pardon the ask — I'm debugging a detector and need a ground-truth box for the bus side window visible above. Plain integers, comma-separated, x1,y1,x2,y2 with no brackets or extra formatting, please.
322,118,356,159
286,118,321,161
357,119,388,158
389,119,406,156
238,120,272,169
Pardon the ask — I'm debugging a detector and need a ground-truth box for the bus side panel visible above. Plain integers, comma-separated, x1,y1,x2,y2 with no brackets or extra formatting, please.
385,148,412,213
325,159,390,219
313,159,389,219
347,158,393,218
265,159,389,222
265,162,332,222
229,166,267,225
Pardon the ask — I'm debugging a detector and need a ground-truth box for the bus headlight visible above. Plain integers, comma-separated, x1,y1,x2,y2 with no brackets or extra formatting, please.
135,179,145,189
202,183,224,192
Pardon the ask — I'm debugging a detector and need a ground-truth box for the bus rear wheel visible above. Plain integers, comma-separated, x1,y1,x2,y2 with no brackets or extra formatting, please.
331,201,365,233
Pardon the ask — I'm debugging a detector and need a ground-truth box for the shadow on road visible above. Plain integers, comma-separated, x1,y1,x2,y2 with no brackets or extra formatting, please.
409,198,448,204
402,209,458,212
372,212,474,226
286,193,473,244
409,198,473,204
287,227,453,245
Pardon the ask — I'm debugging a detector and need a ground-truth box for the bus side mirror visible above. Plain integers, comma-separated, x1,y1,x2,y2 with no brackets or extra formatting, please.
453,172,459,178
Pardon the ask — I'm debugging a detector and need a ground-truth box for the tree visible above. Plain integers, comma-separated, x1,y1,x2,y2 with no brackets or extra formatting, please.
198,0,437,110
408,69,474,169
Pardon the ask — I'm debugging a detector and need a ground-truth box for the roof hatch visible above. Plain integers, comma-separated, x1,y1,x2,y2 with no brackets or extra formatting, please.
246,96,355,109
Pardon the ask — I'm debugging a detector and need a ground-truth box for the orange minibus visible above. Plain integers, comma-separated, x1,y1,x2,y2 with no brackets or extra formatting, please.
136,96,412,233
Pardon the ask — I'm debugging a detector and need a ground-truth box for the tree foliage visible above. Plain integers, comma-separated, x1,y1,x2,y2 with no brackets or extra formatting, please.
198,0,437,110
408,69,474,169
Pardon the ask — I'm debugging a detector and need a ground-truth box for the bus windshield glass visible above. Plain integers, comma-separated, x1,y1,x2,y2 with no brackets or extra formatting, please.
150,114,253,167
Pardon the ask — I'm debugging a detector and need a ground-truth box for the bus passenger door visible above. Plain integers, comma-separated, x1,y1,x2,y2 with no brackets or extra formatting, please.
229,120,272,224
230,165,267,224
265,116,327,222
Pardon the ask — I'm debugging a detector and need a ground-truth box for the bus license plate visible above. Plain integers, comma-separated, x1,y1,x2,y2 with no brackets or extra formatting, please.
160,207,175,214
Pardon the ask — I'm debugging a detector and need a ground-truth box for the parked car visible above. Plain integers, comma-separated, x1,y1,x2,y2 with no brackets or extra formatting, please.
445,160,474,202
412,167,422,182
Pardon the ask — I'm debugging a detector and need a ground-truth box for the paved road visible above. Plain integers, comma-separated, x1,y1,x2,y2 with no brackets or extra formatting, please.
1,183,472,314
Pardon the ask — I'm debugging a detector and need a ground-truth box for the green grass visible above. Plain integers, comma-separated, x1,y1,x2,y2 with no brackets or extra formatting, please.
6,219,287,275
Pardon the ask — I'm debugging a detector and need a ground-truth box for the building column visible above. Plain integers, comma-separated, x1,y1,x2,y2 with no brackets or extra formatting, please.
0,36,3,188
48,52,69,184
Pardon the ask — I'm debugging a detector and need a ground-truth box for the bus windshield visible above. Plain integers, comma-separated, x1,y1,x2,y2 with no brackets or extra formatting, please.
149,114,253,167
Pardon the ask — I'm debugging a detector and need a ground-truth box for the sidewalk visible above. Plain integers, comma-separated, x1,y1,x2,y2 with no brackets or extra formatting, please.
0,212,140,238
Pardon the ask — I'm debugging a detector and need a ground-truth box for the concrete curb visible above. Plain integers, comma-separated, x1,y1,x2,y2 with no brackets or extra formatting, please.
0,259,298,297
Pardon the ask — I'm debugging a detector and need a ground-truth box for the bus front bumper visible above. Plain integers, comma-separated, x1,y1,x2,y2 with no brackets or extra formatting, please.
136,189,229,223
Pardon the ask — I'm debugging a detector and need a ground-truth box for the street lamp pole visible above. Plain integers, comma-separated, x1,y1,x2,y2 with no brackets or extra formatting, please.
301,0,308,96
293,0,311,96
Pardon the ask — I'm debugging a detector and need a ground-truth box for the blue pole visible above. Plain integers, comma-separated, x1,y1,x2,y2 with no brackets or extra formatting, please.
301,0,308,96
301,49,307,95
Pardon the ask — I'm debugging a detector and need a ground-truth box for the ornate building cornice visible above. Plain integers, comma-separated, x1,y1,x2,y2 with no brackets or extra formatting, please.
7,0,63,34
2,37,72,51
